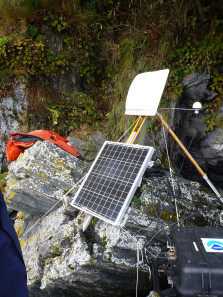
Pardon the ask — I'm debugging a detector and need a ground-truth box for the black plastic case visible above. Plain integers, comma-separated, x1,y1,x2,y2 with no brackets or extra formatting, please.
171,226,223,297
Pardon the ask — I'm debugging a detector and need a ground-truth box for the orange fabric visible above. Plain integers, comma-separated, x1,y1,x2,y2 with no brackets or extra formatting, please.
6,130,85,162
18,131,80,158
6,139,25,161
27,131,69,143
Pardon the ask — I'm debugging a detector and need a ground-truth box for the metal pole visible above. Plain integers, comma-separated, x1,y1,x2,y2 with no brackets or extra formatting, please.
157,112,222,200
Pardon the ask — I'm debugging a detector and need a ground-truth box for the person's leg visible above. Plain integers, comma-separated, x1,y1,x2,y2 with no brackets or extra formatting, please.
0,227,29,297
0,190,29,297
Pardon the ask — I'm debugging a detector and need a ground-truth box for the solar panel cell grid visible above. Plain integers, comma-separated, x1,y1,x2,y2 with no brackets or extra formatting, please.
71,141,154,225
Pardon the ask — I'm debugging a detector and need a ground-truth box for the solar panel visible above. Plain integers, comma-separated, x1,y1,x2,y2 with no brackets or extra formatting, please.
71,141,154,225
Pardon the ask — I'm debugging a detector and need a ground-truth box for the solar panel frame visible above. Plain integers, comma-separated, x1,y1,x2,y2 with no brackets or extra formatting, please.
71,141,154,226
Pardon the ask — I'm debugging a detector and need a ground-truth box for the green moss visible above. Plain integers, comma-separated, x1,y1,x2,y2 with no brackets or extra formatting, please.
45,258,53,265
108,253,117,265
77,219,83,225
160,210,171,221
68,264,74,270
53,247,61,254
91,217,98,226
198,197,209,206
132,195,142,205
0,172,8,193
102,235,107,246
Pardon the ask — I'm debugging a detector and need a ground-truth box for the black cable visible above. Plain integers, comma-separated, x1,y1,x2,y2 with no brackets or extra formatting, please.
142,177,174,259
142,170,218,261
178,111,200,174
136,104,219,262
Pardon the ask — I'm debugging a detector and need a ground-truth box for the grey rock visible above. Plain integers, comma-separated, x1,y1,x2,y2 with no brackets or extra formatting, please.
205,89,217,101
10,151,221,297
0,82,28,172
5,140,88,214
199,123,223,186
68,137,86,157
42,28,63,55
181,71,211,106
43,66,82,97
39,26,83,97
69,132,107,161
173,71,223,190
91,131,107,150
20,205,151,297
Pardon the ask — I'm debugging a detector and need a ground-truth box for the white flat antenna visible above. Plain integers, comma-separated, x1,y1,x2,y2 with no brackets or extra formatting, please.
125,68,221,200
125,69,169,116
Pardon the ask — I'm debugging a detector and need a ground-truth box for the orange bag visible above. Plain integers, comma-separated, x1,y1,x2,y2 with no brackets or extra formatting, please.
6,131,85,162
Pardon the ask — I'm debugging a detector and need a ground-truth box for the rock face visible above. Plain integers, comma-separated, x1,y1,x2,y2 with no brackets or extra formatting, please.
69,131,107,161
181,71,215,107
5,141,88,214
41,27,83,97
43,66,83,98
173,71,223,191
0,83,28,172
6,139,223,297
5,131,107,213
21,206,152,297
0,27,83,172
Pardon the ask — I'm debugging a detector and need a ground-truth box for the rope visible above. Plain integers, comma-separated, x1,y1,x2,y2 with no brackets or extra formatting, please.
119,226,145,297
136,242,140,297
161,119,180,225
116,117,141,142
19,117,141,241
159,107,201,111
29,210,84,247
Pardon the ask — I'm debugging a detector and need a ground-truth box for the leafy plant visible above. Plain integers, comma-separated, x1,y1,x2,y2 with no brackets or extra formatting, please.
45,92,102,132
0,172,8,193
0,0,222,137
43,13,71,32
205,97,223,131
132,195,142,205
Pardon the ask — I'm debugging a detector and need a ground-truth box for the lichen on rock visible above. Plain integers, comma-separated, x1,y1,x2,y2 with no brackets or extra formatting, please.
5,140,88,214
5,136,222,297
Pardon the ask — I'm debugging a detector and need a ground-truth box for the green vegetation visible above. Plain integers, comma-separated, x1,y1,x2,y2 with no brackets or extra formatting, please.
0,0,222,137
102,235,107,246
68,264,75,270
53,247,61,254
132,195,142,205
91,217,98,226
0,171,8,193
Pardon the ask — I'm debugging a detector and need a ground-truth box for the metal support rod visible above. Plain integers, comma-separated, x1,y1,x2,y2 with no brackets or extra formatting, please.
82,213,93,232
126,116,148,144
157,112,222,199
